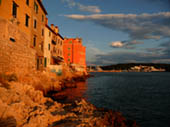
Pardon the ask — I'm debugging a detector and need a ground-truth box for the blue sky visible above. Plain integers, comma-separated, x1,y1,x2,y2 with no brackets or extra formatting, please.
43,0,170,65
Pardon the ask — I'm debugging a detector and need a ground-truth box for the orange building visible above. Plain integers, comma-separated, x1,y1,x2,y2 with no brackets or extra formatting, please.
0,0,47,70
63,38,86,71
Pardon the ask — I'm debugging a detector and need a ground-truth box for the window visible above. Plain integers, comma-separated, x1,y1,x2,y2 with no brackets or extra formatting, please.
69,41,72,44
10,37,15,42
34,19,37,29
26,0,29,5
0,0,2,5
42,29,44,36
49,31,51,37
48,44,50,50
25,14,29,27
12,1,18,18
44,57,47,67
68,53,70,56
68,58,70,62
42,15,44,22
34,2,38,13
68,47,70,50
40,59,42,64
33,35,36,47
41,43,43,51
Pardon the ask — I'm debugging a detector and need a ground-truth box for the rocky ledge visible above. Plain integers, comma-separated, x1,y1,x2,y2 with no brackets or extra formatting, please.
0,73,138,127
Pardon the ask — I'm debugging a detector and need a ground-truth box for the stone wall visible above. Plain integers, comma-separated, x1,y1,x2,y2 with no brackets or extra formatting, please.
0,17,36,75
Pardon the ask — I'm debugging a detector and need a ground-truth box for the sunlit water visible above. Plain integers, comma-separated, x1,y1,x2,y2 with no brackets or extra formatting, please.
56,72,170,127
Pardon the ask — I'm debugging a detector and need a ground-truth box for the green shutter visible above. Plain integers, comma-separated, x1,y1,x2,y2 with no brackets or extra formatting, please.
44,58,47,67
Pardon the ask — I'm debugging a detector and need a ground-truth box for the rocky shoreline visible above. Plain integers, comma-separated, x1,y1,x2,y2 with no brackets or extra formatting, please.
0,72,138,127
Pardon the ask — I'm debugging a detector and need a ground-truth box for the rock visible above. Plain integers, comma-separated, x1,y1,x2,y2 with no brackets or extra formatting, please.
0,72,138,127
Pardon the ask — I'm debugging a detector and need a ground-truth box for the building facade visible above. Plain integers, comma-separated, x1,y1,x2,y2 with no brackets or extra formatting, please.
47,24,64,65
44,23,52,68
0,0,86,73
44,22,64,73
63,38,86,72
0,0,47,70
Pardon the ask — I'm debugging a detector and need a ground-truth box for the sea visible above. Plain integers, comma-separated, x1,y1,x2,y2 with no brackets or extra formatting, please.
57,72,170,127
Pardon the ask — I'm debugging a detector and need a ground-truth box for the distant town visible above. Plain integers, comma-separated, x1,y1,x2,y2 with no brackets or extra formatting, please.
87,63,170,72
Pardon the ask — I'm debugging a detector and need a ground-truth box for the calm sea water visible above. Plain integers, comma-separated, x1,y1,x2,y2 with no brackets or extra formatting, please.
56,72,170,127
85,72,170,127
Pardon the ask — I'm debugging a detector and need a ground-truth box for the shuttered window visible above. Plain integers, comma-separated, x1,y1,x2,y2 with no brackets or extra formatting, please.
12,1,18,18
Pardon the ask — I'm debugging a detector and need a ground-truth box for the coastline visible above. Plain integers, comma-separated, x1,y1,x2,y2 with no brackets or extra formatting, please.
0,71,138,127
88,70,168,73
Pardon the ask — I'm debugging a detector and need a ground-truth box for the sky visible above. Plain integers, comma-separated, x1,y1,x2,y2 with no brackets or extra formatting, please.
42,0,170,65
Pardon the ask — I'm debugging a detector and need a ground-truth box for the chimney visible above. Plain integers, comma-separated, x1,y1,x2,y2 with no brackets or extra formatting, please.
51,24,55,30
75,38,82,43
51,24,59,33
55,26,59,33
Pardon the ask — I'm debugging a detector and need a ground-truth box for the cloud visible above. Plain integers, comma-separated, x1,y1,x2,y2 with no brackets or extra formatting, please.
86,40,170,65
160,40,170,58
110,40,143,49
88,51,170,65
86,44,107,65
61,0,101,13
65,12,170,40
110,41,124,48
145,47,165,55
78,4,101,13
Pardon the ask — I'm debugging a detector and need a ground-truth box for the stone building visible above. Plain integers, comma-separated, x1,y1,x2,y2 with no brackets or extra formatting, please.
50,24,64,65
0,17,36,75
63,38,86,72
0,0,48,70
44,24,52,68
0,0,87,73
44,22,64,73
45,24,64,65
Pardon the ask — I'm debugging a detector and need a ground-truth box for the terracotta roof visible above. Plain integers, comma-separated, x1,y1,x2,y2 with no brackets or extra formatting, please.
37,0,48,15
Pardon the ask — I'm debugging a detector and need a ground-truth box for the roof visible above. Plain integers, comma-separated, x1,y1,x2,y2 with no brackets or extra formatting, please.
45,25,64,40
37,0,48,15
57,33,64,40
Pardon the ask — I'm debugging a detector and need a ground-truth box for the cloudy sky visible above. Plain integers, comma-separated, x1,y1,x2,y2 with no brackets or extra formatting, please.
43,0,170,65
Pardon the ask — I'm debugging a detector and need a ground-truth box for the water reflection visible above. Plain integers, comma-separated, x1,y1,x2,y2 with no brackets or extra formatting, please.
53,81,88,102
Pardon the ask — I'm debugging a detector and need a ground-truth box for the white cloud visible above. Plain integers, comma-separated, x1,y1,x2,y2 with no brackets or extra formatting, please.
65,12,170,40
110,41,124,48
61,0,101,13
110,40,143,49
86,39,170,65
78,4,101,13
